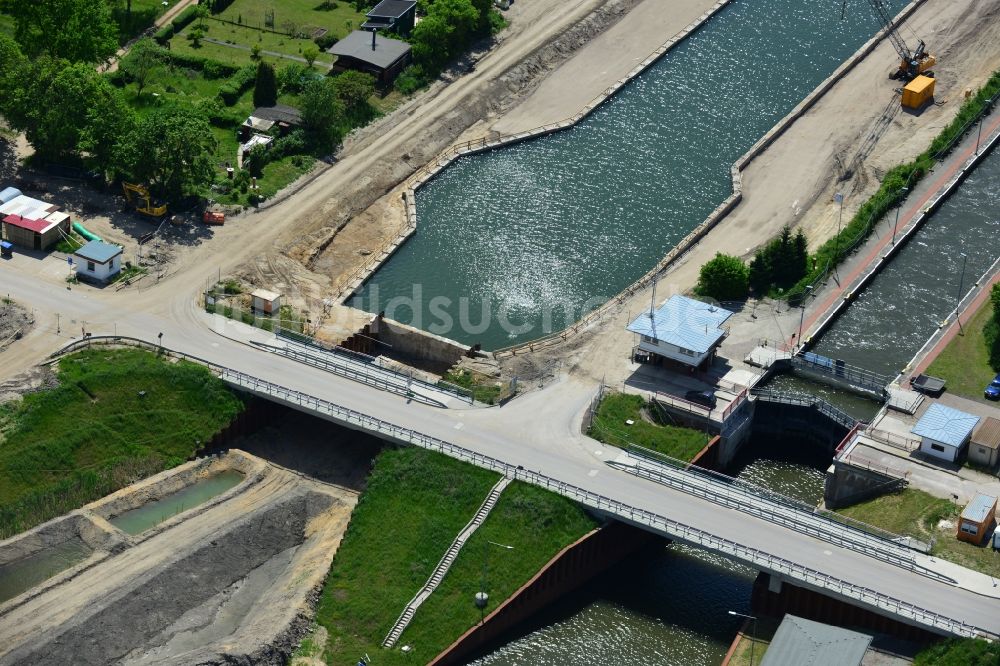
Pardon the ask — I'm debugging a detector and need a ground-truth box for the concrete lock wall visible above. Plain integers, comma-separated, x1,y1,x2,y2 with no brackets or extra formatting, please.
750,401,850,453
372,315,471,370
428,521,660,666
824,462,903,510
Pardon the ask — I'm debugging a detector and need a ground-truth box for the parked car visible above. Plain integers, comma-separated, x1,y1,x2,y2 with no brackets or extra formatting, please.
685,389,717,409
985,374,1000,401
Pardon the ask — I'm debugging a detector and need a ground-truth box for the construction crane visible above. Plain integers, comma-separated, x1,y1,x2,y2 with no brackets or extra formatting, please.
844,0,935,80
122,182,167,218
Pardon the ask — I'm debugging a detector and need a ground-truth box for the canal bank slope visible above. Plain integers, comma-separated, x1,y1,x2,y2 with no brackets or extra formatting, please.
503,0,1000,384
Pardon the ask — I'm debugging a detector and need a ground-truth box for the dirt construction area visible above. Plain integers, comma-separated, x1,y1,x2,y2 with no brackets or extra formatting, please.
0,450,358,665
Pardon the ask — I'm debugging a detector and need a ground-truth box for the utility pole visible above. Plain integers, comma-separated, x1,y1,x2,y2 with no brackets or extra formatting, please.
729,611,758,666
833,192,844,279
956,253,968,334
892,187,908,245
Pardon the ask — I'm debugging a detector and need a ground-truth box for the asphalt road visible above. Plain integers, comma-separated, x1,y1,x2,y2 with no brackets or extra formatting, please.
3,263,999,638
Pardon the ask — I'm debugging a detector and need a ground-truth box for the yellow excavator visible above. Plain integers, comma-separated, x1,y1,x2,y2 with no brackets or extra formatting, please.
123,182,167,217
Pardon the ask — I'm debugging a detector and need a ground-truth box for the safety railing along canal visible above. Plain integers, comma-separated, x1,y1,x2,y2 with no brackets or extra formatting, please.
750,387,860,431
48,336,999,641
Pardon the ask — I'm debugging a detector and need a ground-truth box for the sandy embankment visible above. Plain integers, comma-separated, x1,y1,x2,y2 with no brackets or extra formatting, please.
502,0,1000,383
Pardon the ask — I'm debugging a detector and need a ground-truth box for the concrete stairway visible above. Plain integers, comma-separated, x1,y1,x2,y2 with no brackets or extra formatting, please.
381,476,512,649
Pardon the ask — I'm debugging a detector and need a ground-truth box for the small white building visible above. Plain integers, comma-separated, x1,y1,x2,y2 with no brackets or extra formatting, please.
74,240,123,283
626,295,733,370
910,403,980,463
251,289,281,315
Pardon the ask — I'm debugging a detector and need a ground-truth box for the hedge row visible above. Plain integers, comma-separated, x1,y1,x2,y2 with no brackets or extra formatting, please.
153,5,202,45
218,64,257,106
784,69,1000,301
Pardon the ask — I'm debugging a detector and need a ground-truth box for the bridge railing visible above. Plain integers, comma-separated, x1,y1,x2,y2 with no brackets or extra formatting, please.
624,444,922,555
270,334,474,404
750,388,861,431
863,427,921,452
48,336,998,641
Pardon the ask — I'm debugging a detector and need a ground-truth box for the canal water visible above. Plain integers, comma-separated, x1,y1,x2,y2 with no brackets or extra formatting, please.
813,148,1000,376
471,444,827,665
108,470,245,536
761,373,883,423
353,0,906,350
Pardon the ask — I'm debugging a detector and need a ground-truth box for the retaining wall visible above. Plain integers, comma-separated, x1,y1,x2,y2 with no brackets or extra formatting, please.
427,521,659,666
372,315,471,371
752,572,939,643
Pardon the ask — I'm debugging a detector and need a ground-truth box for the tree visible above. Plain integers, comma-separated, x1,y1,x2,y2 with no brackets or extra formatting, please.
333,70,375,119
79,83,136,179
253,61,278,107
0,35,27,119
120,38,163,97
119,106,218,200
8,0,118,63
696,253,749,302
302,45,319,69
987,283,1000,372
188,23,207,47
300,78,345,151
410,14,452,73
14,62,109,161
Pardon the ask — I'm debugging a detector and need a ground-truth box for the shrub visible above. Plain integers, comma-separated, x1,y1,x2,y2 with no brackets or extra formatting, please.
217,64,257,105
170,5,200,32
696,253,749,302
314,33,339,50
277,63,316,94
154,25,174,45
395,65,428,95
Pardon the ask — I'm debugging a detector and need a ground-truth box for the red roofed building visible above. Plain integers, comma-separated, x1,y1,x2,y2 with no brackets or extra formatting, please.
2,213,69,251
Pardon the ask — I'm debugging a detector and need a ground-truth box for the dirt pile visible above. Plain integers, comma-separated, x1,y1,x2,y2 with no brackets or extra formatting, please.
0,300,32,349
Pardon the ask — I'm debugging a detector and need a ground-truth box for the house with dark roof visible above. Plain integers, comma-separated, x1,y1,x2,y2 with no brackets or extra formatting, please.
362,0,417,36
327,30,412,85
240,104,303,142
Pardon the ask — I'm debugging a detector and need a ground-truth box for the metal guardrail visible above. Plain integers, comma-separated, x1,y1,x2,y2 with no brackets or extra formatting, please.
863,427,921,452
48,336,999,640
750,388,861,431
272,333,474,404
624,445,922,555
791,353,891,395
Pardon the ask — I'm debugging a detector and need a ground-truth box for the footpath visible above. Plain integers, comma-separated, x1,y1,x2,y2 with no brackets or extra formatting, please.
795,103,1000,366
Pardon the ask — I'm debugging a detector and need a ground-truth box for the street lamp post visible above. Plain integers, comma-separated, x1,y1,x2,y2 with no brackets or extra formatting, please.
729,610,759,666
477,541,514,624
797,285,813,350
956,253,968,334
833,192,844,279
892,187,909,245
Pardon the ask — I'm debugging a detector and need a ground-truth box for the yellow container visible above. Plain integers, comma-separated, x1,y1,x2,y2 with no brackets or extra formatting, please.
902,75,935,110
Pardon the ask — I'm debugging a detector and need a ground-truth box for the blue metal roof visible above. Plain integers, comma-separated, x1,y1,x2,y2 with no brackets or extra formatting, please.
74,240,122,263
0,187,21,204
961,493,997,523
911,403,980,448
626,295,733,354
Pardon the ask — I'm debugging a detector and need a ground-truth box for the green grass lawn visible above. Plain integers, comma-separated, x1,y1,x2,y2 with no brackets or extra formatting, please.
396,482,598,661
441,369,503,405
311,447,597,665
170,23,334,69
725,617,780,666
836,488,1000,578
0,348,243,539
315,447,500,664
926,303,998,403
588,392,710,462
915,637,1000,665
214,0,362,42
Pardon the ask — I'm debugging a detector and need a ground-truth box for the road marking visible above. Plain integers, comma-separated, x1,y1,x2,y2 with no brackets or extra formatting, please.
594,449,603,456
454,422,464,430
824,550,832,556
211,342,219,348
588,469,598,477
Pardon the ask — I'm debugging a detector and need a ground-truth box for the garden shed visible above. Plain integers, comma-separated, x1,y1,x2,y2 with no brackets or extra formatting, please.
251,289,281,315
957,492,997,545
970,416,1000,468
